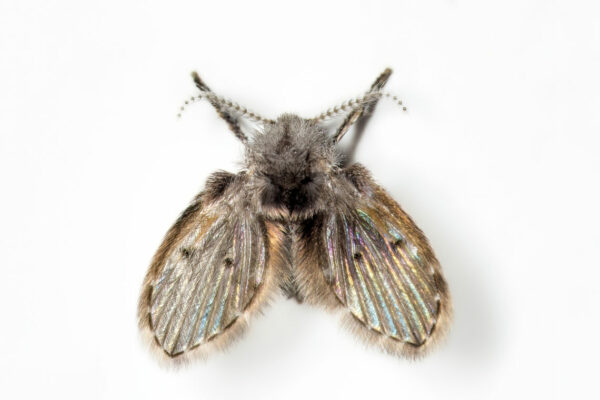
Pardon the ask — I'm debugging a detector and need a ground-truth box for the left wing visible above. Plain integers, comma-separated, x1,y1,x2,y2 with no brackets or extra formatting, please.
138,172,281,363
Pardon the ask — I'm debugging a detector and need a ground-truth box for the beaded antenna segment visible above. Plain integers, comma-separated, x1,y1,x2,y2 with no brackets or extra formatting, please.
312,91,407,122
139,68,451,365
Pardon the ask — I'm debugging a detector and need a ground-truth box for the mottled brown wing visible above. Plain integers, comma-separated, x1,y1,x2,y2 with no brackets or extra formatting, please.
299,165,451,357
138,172,279,362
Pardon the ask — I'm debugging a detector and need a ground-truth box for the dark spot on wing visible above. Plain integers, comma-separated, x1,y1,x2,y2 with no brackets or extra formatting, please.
181,248,192,258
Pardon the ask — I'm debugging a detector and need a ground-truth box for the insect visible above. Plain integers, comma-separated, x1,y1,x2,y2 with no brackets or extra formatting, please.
138,69,451,364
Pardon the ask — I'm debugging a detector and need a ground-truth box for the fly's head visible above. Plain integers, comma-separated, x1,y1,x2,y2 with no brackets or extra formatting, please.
246,114,339,218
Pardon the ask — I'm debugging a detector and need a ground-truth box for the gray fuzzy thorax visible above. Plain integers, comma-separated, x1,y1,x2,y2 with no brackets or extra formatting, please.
245,114,340,218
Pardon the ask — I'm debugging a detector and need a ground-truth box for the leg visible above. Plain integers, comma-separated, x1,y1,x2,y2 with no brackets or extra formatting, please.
333,68,392,144
191,72,248,143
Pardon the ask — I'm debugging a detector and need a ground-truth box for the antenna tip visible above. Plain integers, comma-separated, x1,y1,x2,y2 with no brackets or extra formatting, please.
191,71,211,92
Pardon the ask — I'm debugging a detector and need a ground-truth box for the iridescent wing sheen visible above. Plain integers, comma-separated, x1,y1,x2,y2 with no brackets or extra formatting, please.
138,175,274,360
308,167,451,353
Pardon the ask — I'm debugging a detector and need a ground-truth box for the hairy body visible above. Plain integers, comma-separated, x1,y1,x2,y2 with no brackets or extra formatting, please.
138,72,452,365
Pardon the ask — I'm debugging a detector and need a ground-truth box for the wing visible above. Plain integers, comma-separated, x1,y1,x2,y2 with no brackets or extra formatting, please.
297,164,451,357
138,172,281,363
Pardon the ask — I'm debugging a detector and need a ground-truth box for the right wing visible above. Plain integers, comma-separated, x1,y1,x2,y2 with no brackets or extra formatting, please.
296,165,451,358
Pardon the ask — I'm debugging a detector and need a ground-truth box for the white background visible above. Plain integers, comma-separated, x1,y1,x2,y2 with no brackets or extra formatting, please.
1,1,599,399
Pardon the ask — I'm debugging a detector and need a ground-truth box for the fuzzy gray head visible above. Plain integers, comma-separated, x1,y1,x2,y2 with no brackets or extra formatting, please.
246,114,339,216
